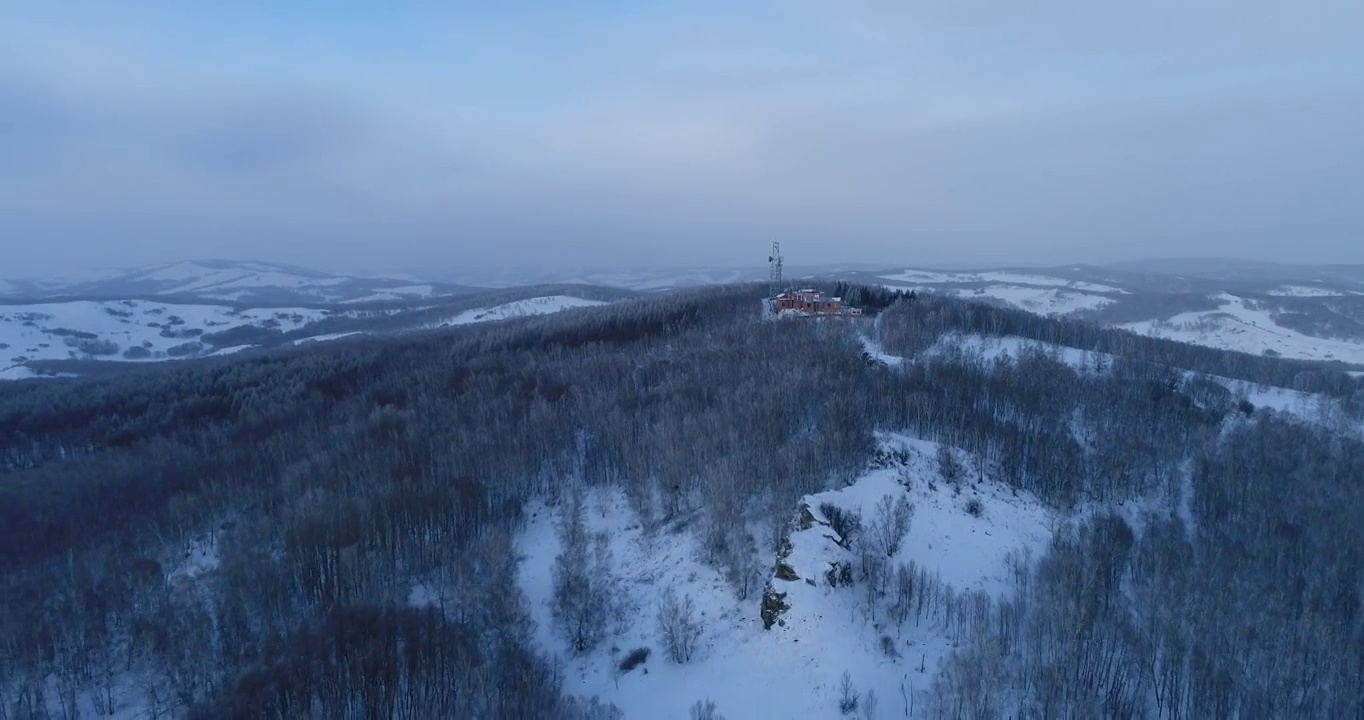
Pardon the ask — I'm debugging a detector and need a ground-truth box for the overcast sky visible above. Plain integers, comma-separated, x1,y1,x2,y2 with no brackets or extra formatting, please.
3,1,1362,279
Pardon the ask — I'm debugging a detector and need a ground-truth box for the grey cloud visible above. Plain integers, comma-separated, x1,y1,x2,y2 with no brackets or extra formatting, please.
1,3,1362,279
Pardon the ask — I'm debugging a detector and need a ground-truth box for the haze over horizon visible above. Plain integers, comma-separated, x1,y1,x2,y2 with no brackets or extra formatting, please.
4,2,1362,278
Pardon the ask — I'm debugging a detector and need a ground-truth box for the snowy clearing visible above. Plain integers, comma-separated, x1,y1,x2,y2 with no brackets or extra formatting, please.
1123,292,1364,365
955,285,1115,315
1267,285,1360,298
0,300,327,367
879,269,1124,295
292,331,365,346
517,435,1053,719
438,295,608,327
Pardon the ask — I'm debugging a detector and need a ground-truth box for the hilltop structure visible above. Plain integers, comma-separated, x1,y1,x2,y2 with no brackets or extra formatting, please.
764,243,862,318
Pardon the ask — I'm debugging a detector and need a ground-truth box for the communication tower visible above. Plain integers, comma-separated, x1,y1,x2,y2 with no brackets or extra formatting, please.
768,241,784,300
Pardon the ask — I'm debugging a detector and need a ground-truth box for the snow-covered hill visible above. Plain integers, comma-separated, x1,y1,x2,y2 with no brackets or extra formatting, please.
435,295,609,327
870,265,1364,367
0,300,329,365
1,292,618,380
1123,292,1364,365
516,435,1054,719
0,260,471,304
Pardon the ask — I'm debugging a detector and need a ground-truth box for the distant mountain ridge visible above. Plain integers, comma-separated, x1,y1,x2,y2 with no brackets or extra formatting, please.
0,259,479,305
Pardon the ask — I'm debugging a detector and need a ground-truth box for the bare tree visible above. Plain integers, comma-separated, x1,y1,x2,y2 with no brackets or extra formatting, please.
869,493,914,558
658,586,703,663
553,490,614,653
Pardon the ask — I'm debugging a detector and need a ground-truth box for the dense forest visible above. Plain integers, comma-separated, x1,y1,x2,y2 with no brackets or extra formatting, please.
1,283,1361,717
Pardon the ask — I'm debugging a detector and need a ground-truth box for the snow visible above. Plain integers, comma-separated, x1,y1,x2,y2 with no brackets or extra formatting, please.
1123,292,1364,365
957,285,1115,315
167,535,220,585
880,269,1125,294
0,366,32,380
1268,285,1360,298
517,434,1053,719
926,333,1111,373
207,344,255,356
859,334,904,369
0,299,328,369
292,331,364,345
338,285,435,304
439,295,608,327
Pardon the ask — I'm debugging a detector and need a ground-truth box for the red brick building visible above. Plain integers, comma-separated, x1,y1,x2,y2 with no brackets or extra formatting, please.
773,289,844,315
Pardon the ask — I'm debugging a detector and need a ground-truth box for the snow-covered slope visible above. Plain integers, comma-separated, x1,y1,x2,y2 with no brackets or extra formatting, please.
0,300,327,365
516,435,1053,719
435,295,608,327
877,269,1123,317
1268,285,1362,298
1123,292,1364,364
0,293,618,380
1,260,464,304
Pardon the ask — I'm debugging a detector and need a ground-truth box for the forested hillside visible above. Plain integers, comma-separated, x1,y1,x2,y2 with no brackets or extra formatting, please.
1,284,1361,718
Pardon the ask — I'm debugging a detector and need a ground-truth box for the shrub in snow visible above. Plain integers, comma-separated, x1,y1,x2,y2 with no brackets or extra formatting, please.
880,635,899,659
965,497,984,517
657,586,702,663
839,670,860,715
563,696,625,720
618,647,649,673
690,699,726,720
936,444,963,483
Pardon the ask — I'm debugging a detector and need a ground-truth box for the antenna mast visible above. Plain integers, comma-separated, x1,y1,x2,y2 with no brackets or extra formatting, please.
768,241,784,299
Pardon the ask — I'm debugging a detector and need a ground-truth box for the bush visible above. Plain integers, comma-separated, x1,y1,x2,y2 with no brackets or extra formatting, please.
619,647,649,673
63,336,119,356
965,497,983,517
880,635,899,659
166,341,206,358
936,444,963,483
690,699,725,720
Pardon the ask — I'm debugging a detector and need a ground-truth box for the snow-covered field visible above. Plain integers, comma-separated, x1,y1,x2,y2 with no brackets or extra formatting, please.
1123,292,1364,365
957,285,1115,315
517,435,1054,719
0,294,616,379
0,300,327,367
925,333,1111,372
880,269,1124,295
436,295,608,327
882,274,1118,317
1268,285,1361,298
338,285,436,304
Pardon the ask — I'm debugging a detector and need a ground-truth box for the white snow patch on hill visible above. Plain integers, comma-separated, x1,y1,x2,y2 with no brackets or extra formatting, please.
880,270,1125,295
1268,285,1360,298
292,331,365,346
926,333,1111,372
957,285,1115,315
439,295,607,327
338,285,436,304
0,300,327,368
517,435,1053,719
1123,292,1364,364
